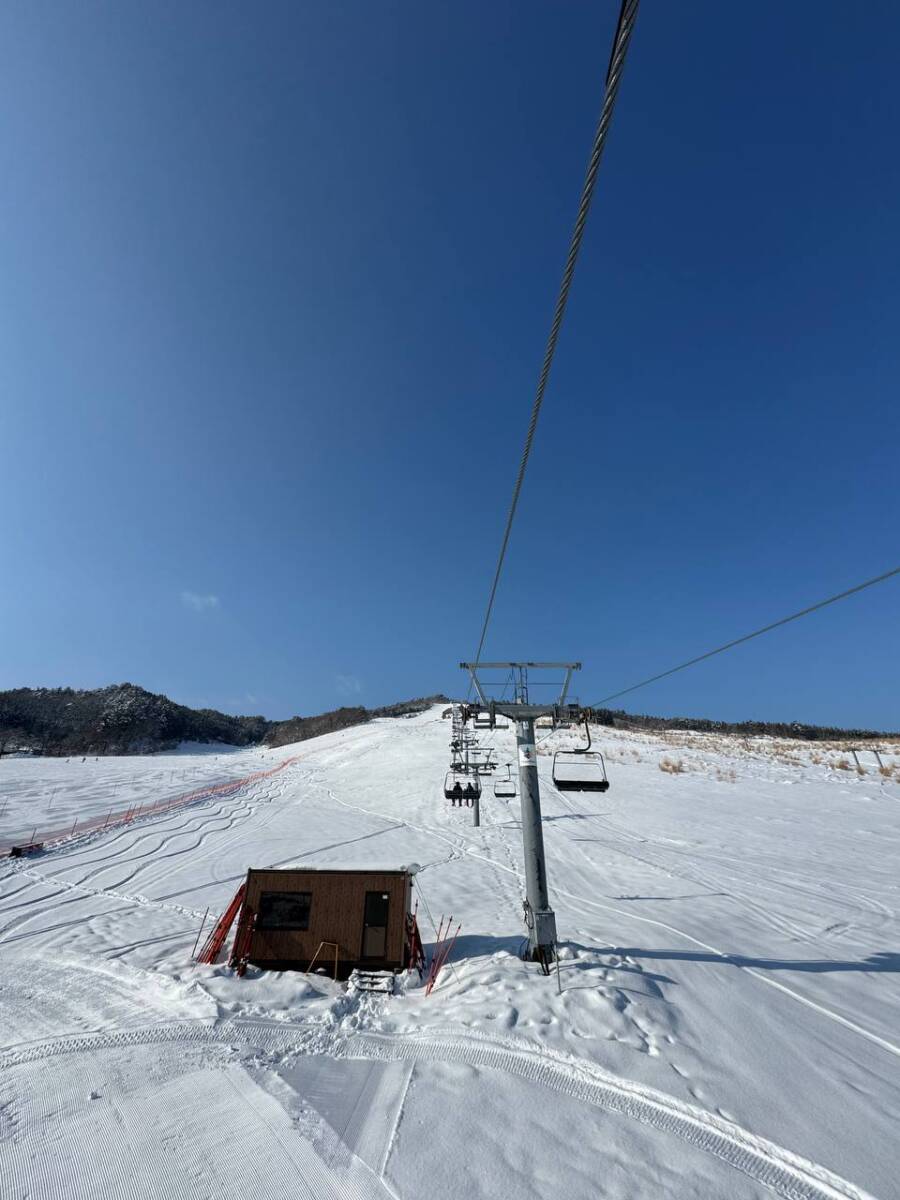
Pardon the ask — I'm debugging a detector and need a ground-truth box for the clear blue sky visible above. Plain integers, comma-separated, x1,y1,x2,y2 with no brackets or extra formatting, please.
2,2,898,728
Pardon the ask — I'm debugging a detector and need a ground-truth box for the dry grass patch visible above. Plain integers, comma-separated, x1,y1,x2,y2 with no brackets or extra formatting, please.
659,756,685,775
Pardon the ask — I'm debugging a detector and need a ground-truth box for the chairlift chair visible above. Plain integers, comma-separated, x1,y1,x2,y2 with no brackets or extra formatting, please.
443,770,482,804
493,765,517,799
473,713,492,730
552,719,609,793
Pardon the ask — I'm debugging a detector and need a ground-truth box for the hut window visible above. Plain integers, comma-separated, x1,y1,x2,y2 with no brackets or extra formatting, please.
257,891,312,930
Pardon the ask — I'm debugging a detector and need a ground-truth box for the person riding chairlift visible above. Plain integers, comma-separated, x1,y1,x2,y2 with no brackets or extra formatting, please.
451,781,463,807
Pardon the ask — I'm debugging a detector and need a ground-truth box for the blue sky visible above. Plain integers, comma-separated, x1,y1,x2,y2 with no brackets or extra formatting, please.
2,2,898,728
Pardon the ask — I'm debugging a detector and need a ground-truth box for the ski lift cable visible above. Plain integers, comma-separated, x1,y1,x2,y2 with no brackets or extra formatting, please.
468,0,640,671
589,564,900,708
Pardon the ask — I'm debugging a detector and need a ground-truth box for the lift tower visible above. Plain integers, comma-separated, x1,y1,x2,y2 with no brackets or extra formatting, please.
459,661,582,973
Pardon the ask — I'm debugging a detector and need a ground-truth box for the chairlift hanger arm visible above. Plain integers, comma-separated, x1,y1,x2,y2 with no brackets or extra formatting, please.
577,715,592,754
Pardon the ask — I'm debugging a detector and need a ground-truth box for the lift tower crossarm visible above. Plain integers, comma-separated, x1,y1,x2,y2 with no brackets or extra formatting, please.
460,662,583,668
465,703,580,723
460,662,581,709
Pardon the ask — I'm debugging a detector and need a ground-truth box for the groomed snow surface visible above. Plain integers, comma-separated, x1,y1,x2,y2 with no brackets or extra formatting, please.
1,709,899,1199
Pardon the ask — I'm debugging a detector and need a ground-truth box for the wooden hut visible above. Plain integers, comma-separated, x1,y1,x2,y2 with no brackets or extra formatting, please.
240,864,419,979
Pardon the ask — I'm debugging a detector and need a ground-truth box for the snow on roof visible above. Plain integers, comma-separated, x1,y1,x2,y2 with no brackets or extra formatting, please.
249,862,421,876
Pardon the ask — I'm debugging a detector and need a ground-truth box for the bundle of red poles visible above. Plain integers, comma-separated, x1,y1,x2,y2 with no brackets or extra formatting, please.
425,914,461,996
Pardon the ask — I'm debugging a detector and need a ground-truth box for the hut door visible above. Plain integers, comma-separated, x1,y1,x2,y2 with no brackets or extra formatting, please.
361,891,389,959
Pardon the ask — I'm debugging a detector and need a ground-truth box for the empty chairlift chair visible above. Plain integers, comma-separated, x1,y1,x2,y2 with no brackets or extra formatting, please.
493,765,516,799
552,719,610,793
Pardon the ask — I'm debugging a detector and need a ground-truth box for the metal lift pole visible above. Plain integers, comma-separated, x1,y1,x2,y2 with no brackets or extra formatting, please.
516,715,556,964
461,662,577,971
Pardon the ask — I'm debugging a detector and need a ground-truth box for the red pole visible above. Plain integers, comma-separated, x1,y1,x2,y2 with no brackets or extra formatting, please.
430,916,446,969
426,915,448,992
426,923,461,996
439,923,461,972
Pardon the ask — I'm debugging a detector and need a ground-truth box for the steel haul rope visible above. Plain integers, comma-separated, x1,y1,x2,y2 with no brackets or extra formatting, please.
470,0,640,671
590,564,900,707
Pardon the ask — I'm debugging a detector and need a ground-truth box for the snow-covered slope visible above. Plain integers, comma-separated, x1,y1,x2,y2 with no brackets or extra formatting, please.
1,708,898,1199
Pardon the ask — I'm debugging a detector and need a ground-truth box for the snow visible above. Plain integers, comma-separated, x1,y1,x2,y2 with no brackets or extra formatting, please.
0,742,283,849
1,708,898,1198
250,862,419,874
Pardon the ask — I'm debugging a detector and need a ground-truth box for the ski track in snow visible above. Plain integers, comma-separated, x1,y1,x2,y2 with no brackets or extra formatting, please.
0,1018,874,1200
1,710,898,1198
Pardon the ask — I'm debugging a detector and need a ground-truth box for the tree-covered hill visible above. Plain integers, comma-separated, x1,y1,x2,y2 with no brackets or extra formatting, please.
0,684,449,757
